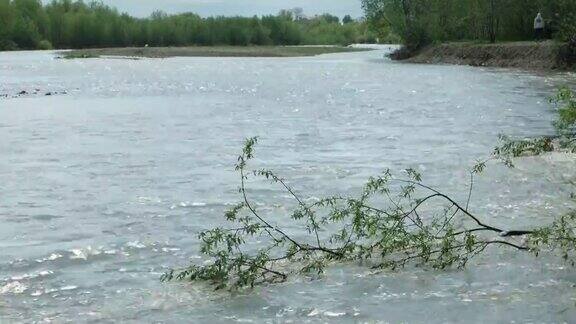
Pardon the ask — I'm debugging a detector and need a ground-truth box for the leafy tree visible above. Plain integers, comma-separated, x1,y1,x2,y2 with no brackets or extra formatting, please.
11,16,41,48
0,0,17,49
343,15,354,24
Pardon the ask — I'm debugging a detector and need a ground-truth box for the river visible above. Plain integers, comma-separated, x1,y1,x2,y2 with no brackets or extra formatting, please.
0,46,575,322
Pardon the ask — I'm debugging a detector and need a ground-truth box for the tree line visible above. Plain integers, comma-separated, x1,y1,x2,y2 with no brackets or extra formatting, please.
0,0,379,50
362,0,576,50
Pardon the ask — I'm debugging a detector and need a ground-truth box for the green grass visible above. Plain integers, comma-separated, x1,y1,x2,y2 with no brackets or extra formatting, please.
61,46,372,59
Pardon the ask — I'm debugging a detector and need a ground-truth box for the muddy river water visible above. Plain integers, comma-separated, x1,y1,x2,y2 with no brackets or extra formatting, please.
0,46,575,322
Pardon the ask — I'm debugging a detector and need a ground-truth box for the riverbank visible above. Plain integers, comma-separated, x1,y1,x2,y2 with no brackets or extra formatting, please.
60,46,370,59
402,41,575,71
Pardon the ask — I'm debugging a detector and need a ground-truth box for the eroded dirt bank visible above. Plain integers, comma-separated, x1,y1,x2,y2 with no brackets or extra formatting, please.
404,41,575,71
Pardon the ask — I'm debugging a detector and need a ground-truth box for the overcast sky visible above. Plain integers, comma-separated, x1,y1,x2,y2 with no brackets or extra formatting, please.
99,0,364,18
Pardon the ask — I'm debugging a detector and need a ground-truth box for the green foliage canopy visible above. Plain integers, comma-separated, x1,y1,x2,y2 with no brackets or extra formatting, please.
362,0,576,49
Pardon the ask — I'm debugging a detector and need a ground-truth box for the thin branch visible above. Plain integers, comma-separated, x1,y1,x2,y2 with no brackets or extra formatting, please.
239,157,300,248
466,171,474,211
392,179,535,235
269,173,323,250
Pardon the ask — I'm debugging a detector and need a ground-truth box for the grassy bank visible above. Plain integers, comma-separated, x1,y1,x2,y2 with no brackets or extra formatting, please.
61,46,371,59
402,41,575,71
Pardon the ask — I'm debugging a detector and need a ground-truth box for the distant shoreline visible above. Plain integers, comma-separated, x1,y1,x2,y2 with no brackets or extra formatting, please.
398,41,575,72
59,46,372,59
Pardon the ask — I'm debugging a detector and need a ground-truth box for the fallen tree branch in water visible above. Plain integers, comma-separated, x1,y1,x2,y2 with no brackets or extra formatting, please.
162,137,576,290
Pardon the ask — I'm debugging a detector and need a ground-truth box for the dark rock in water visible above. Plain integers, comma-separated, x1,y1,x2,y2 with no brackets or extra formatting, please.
7,89,69,98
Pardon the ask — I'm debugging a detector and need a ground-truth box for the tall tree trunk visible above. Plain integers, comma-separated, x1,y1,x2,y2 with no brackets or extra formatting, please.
568,34,576,66
489,0,496,43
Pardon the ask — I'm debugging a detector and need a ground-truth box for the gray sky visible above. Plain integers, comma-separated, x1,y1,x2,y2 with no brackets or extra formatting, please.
100,0,364,18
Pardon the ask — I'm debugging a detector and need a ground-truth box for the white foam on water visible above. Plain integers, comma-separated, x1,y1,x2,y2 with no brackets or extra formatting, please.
0,281,28,295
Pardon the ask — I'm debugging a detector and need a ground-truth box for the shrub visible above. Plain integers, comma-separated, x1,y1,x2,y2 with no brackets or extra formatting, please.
37,39,53,50
0,40,19,51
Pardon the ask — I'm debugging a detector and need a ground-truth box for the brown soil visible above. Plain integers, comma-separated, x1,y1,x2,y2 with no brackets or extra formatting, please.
404,41,574,71
61,46,370,59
